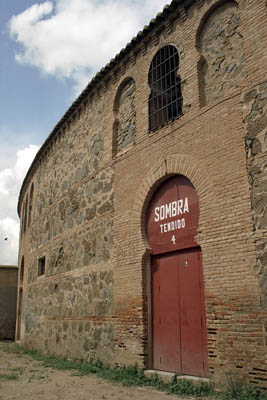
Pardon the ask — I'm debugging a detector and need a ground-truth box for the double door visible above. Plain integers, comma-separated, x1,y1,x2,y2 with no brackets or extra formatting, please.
152,247,208,377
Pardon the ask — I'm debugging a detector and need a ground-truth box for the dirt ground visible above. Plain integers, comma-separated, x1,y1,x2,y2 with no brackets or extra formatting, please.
0,342,197,400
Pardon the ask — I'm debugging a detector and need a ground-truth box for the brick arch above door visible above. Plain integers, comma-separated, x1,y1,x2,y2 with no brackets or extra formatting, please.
131,153,217,252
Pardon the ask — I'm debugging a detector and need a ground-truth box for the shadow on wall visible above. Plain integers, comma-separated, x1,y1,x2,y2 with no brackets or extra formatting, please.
0,266,18,340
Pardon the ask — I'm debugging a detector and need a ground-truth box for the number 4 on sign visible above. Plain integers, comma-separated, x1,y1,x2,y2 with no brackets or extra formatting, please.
171,235,176,244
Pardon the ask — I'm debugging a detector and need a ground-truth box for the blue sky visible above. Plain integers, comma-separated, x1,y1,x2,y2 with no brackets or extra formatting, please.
0,0,170,264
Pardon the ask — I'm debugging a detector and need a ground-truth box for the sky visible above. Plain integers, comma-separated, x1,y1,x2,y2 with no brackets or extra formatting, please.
0,0,170,265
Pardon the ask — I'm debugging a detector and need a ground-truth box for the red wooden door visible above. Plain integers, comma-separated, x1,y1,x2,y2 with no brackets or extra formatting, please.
152,247,208,376
152,252,181,372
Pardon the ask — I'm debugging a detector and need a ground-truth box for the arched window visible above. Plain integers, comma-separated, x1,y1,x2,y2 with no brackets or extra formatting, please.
113,78,136,156
23,194,28,233
197,1,244,106
28,183,34,226
20,256,24,284
148,45,182,132
20,205,25,238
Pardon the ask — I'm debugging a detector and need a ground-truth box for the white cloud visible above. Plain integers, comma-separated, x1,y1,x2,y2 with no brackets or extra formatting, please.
9,0,170,95
0,145,39,265
0,218,20,265
3,0,170,262
14,146,40,182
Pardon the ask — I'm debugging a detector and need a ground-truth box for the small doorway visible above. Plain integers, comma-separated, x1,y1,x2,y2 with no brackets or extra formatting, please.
146,175,208,377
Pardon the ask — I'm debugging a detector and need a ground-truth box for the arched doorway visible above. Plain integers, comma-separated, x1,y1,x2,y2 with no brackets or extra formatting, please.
146,175,208,377
16,256,24,341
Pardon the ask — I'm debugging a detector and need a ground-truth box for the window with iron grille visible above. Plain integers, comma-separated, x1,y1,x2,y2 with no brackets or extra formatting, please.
148,45,182,132
38,256,46,277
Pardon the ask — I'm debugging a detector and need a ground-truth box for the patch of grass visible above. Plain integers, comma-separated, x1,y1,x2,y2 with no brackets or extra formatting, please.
220,373,267,400
2,342,267,399
1,342,25,355
167,375,214,397
0,373,18,381
1,343,215,396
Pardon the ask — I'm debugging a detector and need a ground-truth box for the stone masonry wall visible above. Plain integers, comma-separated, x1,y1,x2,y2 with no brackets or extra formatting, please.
17,0,267,388
243,81,267,309
28,216,113,283
20,90,115,363
114,78,136,155
199,1,245,105
30,167,113,253
34,130,104,221
23,271,114,361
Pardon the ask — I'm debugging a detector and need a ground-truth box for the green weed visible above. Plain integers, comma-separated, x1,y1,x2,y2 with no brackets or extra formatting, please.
220,372,267,400
1,342,25,355
0,373,18,381
168,376,214,397
2,342,267,399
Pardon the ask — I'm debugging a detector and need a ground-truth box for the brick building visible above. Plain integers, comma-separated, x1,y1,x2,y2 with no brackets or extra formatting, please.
16,0,267,387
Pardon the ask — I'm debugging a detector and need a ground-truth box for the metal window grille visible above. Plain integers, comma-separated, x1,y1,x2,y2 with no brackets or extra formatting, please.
148,45,182,132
